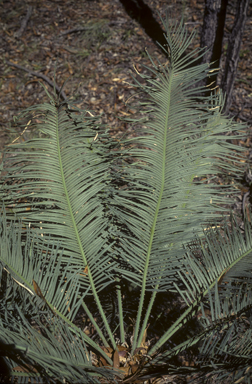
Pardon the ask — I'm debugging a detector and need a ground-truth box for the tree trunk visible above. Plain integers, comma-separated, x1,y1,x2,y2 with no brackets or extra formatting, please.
221,0,250,114
200,0,228,92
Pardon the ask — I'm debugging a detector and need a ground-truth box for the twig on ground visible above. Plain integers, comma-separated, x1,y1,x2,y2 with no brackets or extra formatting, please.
16,6,33,38
6,61,67,101
59,26,93,35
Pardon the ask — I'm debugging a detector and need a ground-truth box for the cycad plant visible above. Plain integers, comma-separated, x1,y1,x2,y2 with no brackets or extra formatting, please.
1,18,252,383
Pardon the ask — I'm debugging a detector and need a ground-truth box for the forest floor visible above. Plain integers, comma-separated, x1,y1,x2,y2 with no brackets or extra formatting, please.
1,0,252,212
1,0,252,150
0,0,252,383
1,0,252,208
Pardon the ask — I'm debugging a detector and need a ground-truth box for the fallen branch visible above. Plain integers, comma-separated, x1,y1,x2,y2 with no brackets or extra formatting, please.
6,61,67,101
16,6,33,38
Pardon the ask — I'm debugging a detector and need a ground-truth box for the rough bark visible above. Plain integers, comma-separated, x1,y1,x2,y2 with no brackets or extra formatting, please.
200,0,228,91
221,0,250,114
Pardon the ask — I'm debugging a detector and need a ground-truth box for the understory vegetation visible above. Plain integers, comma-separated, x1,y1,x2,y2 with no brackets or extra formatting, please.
1,18,252,383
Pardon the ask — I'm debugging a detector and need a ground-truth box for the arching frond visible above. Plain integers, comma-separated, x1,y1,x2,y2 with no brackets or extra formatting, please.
0,98,120,348
0,17,250,383
107,19,246,352
0,213,114,367
0,294,117,383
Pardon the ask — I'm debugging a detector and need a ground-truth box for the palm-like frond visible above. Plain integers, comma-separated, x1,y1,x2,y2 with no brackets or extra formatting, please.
0,213,115,372
175,214,252,307
191,287,252,384
107,19,245,351
0,281,117,384
1,98,115,292
144,213,252,380
0,93,120,348
127,214,252,382
112,19,244,290
0,17,250,383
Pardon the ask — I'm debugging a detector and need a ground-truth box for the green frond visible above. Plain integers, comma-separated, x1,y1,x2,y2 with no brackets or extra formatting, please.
111,20,245,293
0,98,120,348
179,214,252,305
144,211,252,381
0,301,117,383
139,280,252,383
1,101,115,291
105,19,246,352
0,16,250,383
0,213,114,366
195,290,252,383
